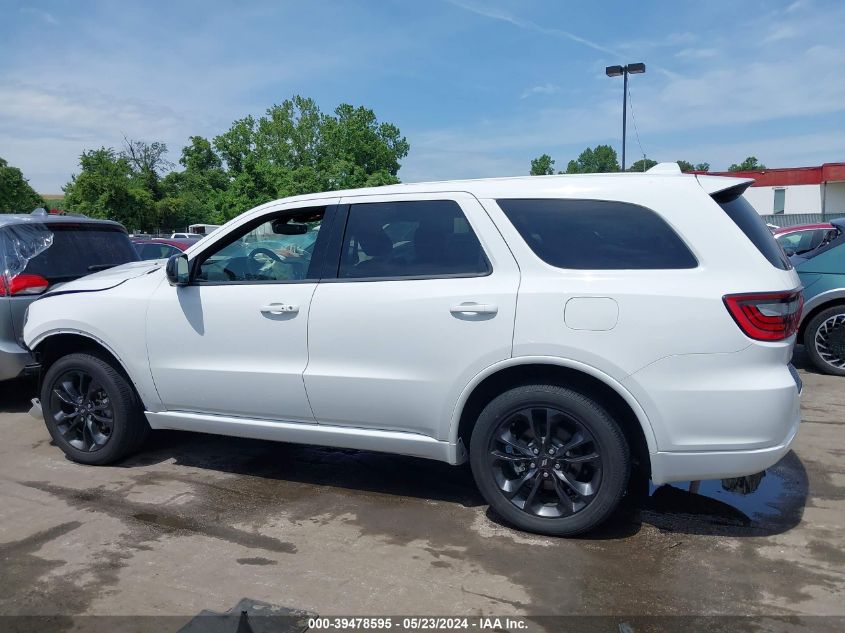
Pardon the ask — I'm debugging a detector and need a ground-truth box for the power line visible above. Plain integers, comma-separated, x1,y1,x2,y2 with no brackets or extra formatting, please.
627,84,647,169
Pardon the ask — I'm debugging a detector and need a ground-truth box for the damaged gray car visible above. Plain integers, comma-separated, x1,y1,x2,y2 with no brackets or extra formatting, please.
0,209,138,381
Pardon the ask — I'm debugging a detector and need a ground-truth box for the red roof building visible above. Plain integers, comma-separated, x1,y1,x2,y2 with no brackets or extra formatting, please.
702,162,845,218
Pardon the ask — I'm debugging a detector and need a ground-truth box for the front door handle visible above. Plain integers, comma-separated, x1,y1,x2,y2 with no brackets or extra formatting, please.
450,302,498,315
260,303,299,314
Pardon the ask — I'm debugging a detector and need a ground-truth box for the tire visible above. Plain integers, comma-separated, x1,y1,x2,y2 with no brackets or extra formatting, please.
40,352,149,465
469,384,629,536
805,305,845,376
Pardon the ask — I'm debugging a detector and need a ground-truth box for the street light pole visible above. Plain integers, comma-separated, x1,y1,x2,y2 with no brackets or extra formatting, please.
622,69,628,170
605,62,645,171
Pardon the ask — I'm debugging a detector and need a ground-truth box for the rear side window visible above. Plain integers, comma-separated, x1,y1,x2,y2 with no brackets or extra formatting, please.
21,224,138,283
497,199,697,270
716,194,791,270
338,200,490,279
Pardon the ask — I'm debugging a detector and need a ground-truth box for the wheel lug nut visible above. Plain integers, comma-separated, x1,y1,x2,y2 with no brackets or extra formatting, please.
548,448,555,455
554,463,561,469
530,462,536,468
543,472,549,478
532,448,539,455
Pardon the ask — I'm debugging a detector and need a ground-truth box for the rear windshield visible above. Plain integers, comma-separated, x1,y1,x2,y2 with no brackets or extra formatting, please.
716,194,791,270
20,224,138,283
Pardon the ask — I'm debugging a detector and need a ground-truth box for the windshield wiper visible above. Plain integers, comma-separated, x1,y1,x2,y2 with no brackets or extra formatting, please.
87,264,119,272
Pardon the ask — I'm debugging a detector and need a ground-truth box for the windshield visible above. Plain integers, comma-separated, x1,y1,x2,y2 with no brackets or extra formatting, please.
792,225,844,261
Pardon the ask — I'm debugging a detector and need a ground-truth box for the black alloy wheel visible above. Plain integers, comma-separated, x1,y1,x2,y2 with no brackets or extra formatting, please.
488,406,603,518
48,369,115,452
41,352,149,465
470,384,629,536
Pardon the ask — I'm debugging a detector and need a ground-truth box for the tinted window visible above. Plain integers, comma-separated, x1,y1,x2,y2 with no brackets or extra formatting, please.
138,243,181,260
15,224,138,283
196,207,325,283
497,199,697,270
798,226,843,261
338,200,490,279
716,194,791,270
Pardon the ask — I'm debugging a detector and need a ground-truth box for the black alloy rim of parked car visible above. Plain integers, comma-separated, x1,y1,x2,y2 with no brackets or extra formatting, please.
48,370,115,452
488,406,603,518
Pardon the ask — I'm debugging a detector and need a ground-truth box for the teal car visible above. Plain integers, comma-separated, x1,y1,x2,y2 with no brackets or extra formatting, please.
793,217,845,375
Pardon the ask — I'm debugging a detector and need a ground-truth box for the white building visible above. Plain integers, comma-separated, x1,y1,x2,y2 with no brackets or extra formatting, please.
708,163,845,219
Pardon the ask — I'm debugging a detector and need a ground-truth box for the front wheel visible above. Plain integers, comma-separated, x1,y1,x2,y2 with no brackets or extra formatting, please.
41,352,149,465
805,306,845,376
469,384,629,536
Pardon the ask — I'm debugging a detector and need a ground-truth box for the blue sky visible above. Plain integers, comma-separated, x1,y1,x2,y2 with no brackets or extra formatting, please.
2,0,843,192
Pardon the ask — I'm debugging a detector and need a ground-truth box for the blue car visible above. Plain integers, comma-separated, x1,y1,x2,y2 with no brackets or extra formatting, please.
793,217,845,375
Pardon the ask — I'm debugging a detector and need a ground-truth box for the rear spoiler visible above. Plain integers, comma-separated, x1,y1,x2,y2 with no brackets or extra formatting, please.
696,175,754,203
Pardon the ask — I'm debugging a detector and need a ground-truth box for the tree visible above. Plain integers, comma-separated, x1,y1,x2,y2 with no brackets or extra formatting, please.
62,95,411,230
628,158,657,172
675,160,694,172
0,157,44,212
728,156,766,172
694,162,710,172
565,145,620,174
63,148,154,231
530,154,556,175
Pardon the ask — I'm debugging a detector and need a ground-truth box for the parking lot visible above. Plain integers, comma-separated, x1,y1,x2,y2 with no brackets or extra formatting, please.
0,348,842,627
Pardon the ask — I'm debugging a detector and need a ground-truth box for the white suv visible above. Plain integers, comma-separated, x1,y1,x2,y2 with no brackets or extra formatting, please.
23,165,803,536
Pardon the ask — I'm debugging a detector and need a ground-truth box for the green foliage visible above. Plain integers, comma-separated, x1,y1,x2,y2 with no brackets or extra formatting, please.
0,156,44,213
675,160,694,172
61,95,410,231
529,154,556,175
728,156,765,172
694,162,710,172
565,145,620,174
63,148,155,231
628,158,658,172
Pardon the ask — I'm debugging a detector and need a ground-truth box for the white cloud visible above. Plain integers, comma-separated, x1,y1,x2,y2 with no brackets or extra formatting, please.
445,0,621,57
520,83,562,99
675,48,718,60
19,7,58,26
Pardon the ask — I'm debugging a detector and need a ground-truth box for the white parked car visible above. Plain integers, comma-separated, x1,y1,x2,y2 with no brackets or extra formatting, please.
23,164,802,536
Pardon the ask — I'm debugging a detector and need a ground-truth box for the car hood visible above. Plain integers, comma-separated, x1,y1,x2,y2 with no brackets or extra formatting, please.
44,260,163,296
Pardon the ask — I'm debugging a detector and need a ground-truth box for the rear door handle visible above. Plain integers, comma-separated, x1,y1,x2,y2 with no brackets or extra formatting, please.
450,302,498,315
260,303,299,314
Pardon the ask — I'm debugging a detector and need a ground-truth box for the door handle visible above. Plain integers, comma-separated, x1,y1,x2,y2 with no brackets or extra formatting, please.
260,303,299,314
450,302,498,315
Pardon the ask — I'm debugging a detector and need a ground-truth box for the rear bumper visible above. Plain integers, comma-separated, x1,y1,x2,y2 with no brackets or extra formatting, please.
0,340,35,382
650,411,800,484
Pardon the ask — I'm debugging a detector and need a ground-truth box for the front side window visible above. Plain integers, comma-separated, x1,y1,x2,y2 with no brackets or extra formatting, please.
497,199,697,270
338,200,490,279
196,207,325,283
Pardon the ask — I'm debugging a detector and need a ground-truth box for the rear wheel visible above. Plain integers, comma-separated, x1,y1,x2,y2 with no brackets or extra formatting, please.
469,384,629,536
41,352,149,465
806,305,845,376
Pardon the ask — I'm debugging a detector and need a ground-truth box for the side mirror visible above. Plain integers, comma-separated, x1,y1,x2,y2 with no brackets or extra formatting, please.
165,253,191,286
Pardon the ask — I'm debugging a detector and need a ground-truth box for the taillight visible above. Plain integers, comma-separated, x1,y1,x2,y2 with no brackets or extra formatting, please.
723,289,803,341
0,274,50,297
